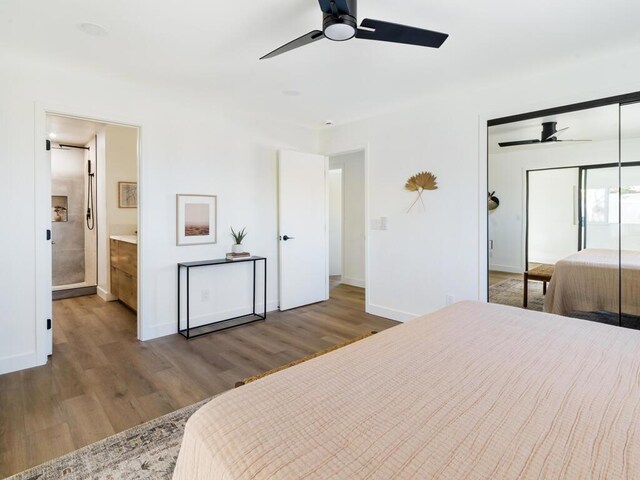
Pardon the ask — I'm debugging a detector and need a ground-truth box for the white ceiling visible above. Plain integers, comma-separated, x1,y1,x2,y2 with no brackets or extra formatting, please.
2,0,640,126
47,115,106,145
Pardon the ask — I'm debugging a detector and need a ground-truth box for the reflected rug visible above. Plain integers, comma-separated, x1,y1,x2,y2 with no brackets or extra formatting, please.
489,278,544,311
489,278,640,329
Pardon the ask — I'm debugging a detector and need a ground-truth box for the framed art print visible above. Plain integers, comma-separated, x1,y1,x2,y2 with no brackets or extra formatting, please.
119,182,138,208
176,194,217,245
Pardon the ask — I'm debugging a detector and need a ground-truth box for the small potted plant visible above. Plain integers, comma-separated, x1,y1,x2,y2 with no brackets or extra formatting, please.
53,205,67,222
231,226,247,253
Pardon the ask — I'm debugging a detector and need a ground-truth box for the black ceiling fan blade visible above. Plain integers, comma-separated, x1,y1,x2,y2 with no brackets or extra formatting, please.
260,30,325,60
318,0,351,15
556,139,592,142
356,18,448,48
498,139,541,147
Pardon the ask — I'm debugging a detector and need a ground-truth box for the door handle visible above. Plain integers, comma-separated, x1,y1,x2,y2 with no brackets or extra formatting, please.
282,235,295,241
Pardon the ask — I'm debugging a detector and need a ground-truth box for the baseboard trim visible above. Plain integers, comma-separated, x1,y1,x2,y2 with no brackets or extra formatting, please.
0,351,44,375
141,301,279,341
97,286,118,302
341,277,365,288
53,286,97,300
366,303,419,322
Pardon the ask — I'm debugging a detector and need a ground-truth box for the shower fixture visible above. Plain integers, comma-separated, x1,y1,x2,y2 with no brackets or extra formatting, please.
86,159,95,230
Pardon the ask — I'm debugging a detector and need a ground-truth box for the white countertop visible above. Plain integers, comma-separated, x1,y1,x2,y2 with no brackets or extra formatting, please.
110,235,137,245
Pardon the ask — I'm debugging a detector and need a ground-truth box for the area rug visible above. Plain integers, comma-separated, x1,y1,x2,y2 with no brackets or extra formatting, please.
8,398,212,480
489,278,544,311
235,331,376,387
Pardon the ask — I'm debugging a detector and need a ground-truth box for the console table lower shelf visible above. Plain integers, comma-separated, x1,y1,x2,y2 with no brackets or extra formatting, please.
177,256,267,339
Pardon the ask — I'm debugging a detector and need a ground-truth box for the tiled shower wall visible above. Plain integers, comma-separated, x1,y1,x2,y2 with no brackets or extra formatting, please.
52,148,85,286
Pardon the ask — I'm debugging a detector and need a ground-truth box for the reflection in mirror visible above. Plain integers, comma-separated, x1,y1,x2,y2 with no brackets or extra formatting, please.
620,102,640,328
488,104,625,327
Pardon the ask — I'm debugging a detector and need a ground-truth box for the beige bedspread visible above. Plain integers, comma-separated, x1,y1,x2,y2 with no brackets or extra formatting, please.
173,301,640,480
543,248,640,316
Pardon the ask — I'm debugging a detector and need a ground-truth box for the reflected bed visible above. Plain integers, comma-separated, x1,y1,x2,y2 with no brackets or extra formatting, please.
544,248,640,317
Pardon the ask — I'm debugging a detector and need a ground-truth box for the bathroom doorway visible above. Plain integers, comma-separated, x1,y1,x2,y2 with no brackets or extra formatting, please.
49,116,102,299
46,113,140,351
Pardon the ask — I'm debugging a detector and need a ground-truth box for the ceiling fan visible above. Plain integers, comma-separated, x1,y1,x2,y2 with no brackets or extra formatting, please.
498,121,592,148
260,0,448,60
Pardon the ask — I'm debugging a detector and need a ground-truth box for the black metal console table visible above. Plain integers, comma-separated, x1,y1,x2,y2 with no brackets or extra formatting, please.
177,256,267,339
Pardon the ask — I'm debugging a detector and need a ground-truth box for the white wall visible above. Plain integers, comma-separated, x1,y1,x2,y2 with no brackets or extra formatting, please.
328,169,343,276
106,125,138,236
0,53,318,374
321,45,640,321
329,151,365,288
528,168,579,265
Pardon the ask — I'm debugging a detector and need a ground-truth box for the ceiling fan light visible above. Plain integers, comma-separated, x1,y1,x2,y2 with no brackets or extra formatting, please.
324,22,356,41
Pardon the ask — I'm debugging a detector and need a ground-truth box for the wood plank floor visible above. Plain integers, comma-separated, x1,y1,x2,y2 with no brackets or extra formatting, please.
0,284,397,477
489,270,520,286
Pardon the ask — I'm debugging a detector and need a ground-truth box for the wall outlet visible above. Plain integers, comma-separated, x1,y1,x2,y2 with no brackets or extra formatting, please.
201,289,210,301
445,294,455,306
370,217,389,231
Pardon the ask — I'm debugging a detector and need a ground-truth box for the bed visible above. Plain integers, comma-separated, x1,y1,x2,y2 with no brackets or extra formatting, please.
173,301,640,479
543,248,640,317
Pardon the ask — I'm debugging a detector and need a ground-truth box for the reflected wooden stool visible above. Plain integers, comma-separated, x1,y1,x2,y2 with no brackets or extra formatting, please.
524,264,554,308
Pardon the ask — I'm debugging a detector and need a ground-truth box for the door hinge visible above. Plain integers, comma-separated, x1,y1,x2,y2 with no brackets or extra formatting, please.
46,139,51,151
47,319,52,330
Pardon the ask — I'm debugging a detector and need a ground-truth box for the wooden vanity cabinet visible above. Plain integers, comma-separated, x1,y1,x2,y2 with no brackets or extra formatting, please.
110,238,137,311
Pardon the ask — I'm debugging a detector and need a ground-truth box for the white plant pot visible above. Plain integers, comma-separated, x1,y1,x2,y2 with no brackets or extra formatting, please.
232,244,243,254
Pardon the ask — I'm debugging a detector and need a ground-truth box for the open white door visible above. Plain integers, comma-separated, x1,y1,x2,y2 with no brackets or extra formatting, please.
40,139,54,356
278,150,328,310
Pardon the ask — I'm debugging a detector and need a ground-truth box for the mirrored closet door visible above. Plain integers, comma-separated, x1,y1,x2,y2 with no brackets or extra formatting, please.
620,102,640,327
488,98,640,329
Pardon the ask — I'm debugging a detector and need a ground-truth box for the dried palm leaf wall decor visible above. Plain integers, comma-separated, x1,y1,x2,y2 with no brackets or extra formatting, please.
405,171,438,212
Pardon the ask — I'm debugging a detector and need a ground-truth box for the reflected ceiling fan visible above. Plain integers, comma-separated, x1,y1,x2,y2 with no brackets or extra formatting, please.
498,121,591,148
260,0,448,60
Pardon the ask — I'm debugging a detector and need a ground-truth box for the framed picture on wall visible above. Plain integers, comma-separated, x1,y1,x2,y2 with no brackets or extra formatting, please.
176,194,217,246
118,181,138,208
